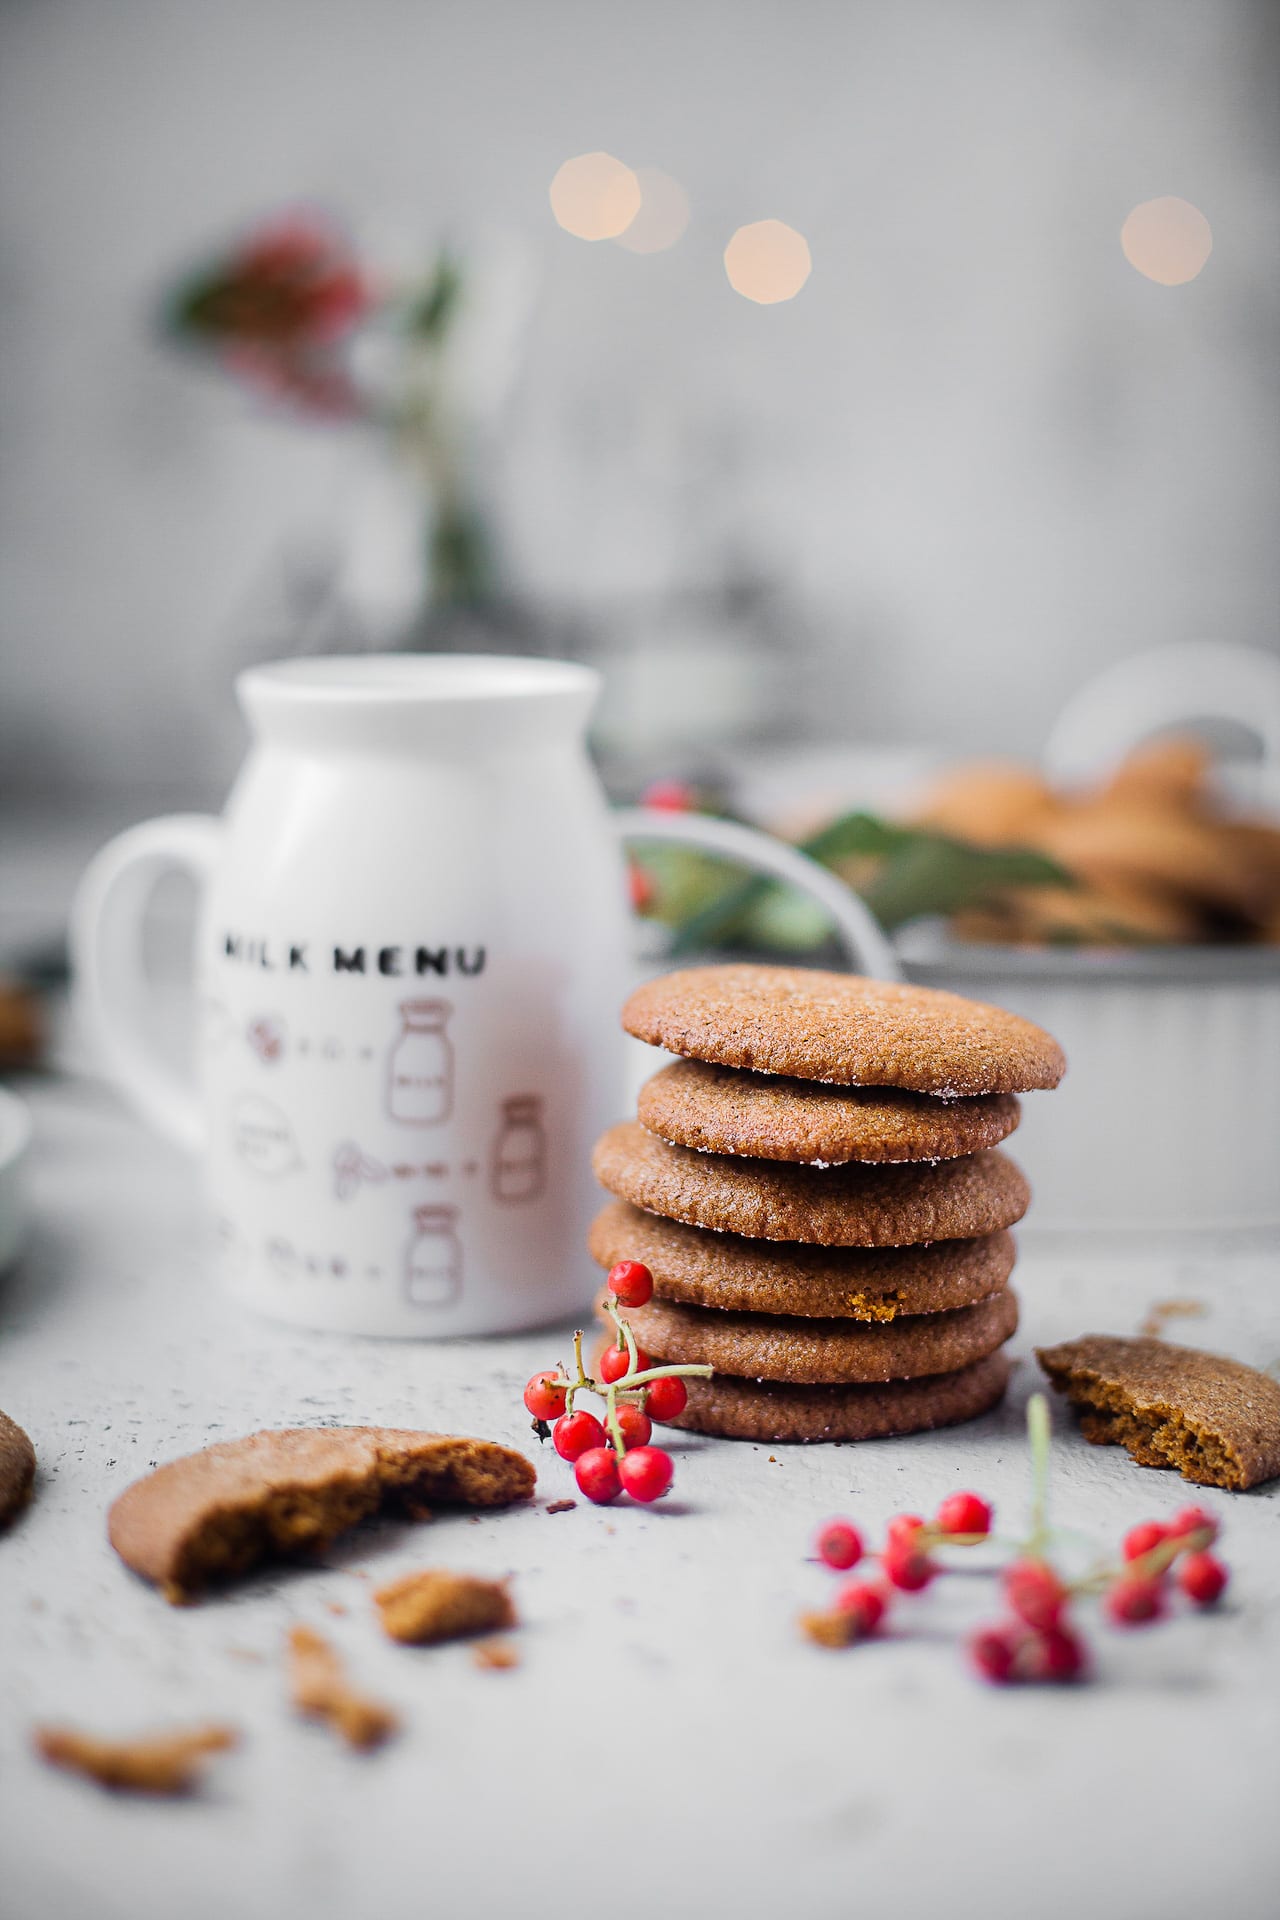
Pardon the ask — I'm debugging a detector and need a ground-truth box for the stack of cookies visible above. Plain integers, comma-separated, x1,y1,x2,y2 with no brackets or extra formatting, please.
589,965,1065,1445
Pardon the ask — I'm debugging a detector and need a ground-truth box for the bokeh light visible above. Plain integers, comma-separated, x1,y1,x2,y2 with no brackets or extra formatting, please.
613,168,691,254
1120,197,1213,286
549,152,642,242
723,219,811,304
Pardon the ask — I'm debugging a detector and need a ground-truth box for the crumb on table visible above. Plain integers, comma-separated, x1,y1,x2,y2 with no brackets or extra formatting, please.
472,1638,520,1671
287,1625,398,1750
799,1611,860,1650
374,1569,516,1647
34,1722,237,1794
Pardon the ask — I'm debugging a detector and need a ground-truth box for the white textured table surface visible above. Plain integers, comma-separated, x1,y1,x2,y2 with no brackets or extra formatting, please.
2,1075,1279,1920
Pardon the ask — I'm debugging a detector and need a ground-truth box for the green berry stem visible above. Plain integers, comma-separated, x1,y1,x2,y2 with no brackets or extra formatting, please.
549,1314,712,1443
618,1362,712,1390
1068,1524,1217,1597
604,1381,626,1456
1026,1391,1052,1556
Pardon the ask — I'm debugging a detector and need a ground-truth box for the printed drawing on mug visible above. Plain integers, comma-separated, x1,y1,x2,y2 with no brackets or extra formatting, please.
492,1095,547,1203
332,1141,451,1200
405,1204,463,1307
246,1013,287,1064
387,999,454,1125
231,1093,304,1177
333,1140,389,1201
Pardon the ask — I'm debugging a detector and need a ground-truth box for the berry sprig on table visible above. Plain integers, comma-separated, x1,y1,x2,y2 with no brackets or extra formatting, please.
522,1262,711,1506
801,1393,1230,1680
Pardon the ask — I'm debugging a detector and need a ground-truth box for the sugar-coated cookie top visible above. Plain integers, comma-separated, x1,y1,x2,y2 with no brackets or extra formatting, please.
622,965,1066,1097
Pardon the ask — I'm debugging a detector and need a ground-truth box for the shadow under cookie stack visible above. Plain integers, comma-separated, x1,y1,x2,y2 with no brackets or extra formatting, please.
589,965,1065,1445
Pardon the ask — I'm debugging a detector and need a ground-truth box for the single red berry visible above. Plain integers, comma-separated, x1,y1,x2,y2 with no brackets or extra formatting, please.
1004,1559,1067,1630
1168,1504,1219,1547
599,1344,652,1386
574,1446,622,1504
1105,1574,1165,1627
553,1409,606,1462
815,1519,863,1571
935,1491,992,1538
641,777,697,813
607,1260,654,1309
835,1580,887,1635
1122,1520,1170,1563
644,1375,689,1422
614,1402,652,1451
883,1538,935,1592
886,1513,926,1548
523,1371,567,1422
618,1445,674,1503
1031,1624,1087,1683
1178,1551,1229,1607
970,1624,1020,1684
627,861,655,914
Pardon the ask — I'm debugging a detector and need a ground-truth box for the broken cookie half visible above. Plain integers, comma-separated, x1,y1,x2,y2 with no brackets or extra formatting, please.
108,1426,536,1602
1037,1335,1280,1491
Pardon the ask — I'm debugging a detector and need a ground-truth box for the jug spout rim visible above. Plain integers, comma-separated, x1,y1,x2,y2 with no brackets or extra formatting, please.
236,653,599,750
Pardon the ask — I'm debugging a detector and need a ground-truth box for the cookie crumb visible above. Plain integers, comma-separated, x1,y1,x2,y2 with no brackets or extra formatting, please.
546,1499,576,1515
799,1610,860,1650
34,1722,237,1794
472,1638,520,1671
374,1569,516,1646
287,1625,398,1750
1139,1299,1206,1338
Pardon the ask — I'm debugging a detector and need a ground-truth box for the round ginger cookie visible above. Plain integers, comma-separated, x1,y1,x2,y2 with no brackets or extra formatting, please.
0,1409,36,1527
610,1286,1018,1385
622,964,1065,1097
592,1122,1030,1246
637,1057,1020,1164
663,1352,1012,1444
589,1200,1016,1320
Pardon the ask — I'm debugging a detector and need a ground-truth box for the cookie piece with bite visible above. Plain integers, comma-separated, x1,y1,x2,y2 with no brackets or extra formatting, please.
108,1427,535,1602
1037,1334,1280,1490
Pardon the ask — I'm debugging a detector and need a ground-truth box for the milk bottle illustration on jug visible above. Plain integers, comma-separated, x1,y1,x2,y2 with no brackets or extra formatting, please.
405,1204,463,1307
492,1095,546,1203
388,999,453,1125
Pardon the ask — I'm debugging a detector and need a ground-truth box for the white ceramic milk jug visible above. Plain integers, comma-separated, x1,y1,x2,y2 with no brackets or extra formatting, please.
72,655,896,1336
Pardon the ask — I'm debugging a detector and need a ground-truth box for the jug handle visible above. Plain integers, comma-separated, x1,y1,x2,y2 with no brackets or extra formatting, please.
70,814,222,1153
614,808,901,981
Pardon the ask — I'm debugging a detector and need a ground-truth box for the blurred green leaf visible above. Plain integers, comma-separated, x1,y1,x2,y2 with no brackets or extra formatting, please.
655,810,1072,955
408,254,463,345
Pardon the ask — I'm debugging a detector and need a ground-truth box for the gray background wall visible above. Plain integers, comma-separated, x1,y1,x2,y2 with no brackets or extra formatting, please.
2,0,1277,806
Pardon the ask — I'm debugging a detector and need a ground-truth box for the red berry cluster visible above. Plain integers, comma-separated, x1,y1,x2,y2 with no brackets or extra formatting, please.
804,1492,994,1647
971,1504,1227,1683
801,1394,1232,1682
522,1262,712,1507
